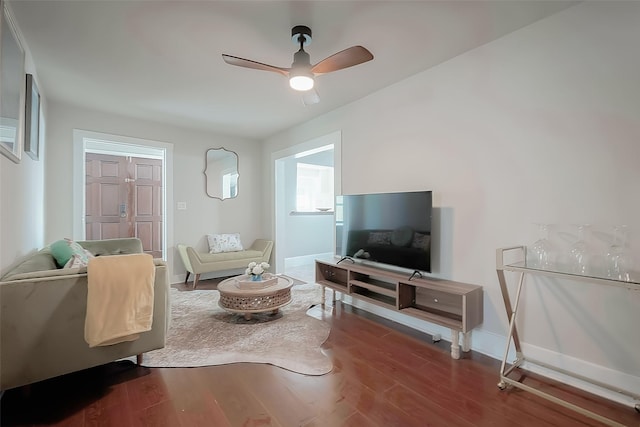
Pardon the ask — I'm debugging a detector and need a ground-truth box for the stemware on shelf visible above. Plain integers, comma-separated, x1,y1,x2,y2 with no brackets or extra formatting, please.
528,223,554,269
605,225,632,281
568,224,591,275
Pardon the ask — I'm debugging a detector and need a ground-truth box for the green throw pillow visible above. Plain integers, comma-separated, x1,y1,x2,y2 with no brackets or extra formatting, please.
50,239,88,267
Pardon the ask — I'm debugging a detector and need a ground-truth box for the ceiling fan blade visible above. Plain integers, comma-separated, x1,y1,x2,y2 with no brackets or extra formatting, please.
302,88,320,106
311,46,373,75
222,54,290,77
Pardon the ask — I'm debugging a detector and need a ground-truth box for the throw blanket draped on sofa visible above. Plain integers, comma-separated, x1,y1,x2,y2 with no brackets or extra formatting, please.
85,253,155,347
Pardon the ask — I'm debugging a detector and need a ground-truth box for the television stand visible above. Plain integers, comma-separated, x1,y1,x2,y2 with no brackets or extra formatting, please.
315,260,483,359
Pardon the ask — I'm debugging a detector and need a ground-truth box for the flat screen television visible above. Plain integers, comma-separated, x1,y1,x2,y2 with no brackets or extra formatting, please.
335,190,433,273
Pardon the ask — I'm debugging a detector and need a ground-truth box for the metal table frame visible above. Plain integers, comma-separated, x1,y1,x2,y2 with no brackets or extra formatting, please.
496,246,640,427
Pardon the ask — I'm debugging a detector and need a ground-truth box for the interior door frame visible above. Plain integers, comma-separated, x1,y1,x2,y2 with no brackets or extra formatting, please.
72,129,174,261
272,131,342,273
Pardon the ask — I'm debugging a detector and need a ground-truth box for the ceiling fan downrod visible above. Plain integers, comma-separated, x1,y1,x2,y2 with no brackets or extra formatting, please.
289,25,314,91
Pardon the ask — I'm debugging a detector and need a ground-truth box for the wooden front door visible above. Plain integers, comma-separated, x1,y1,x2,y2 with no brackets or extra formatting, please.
85,153,163,258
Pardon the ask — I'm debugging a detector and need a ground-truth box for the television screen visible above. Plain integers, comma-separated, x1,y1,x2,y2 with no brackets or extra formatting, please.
335,190,432,273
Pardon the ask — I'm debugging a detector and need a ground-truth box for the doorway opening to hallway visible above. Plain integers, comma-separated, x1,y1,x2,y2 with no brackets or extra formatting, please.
273,131,341,280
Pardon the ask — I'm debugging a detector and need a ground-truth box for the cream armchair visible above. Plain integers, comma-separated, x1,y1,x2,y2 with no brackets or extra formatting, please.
177,239,273,288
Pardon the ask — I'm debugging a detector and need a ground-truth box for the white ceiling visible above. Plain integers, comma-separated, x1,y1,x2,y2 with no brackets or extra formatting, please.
10,0,577,140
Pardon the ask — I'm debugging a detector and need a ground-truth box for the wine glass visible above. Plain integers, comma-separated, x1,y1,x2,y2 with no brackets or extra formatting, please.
529,223,554,269
569,224,591,275
605,225,631,281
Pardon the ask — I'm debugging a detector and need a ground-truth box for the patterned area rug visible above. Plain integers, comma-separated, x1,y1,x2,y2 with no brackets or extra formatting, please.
141,283,332,375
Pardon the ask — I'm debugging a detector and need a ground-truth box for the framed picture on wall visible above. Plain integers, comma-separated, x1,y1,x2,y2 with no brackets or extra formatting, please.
24,74,40,160
0,0,26,163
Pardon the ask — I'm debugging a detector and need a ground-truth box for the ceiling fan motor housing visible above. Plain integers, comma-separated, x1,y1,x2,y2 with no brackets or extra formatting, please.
291,25,312,46
292,49,311,67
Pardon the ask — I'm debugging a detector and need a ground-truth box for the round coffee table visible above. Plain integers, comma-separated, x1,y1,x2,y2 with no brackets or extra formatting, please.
217,275,293,320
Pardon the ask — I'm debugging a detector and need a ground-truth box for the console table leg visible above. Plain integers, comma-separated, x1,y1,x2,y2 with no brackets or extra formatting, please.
332,289,336,303
321,286,326,306
451,330,460,359
462,332,471,353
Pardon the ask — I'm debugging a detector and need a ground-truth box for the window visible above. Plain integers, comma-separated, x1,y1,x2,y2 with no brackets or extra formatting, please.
296,162,334,212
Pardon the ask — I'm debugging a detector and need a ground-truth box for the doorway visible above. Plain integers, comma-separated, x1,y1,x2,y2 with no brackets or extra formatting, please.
72,130,174,260
273,131,342,274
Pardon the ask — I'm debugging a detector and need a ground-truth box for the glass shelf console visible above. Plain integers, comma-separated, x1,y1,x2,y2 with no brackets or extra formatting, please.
496,246,639,427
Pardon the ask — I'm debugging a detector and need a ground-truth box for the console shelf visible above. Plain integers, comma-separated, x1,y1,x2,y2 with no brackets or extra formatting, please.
316,260,483,359
315,262,348,292
349,279,396,298
496,246,640,426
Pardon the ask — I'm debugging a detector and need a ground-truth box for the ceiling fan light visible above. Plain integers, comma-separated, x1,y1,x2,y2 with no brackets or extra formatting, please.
289,66,314,91
290,75,314,91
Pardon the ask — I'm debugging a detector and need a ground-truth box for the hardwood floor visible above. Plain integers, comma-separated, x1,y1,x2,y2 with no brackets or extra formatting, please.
1,297,638,426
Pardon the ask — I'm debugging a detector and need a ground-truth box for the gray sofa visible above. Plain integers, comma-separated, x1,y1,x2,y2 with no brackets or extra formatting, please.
0,238,170,391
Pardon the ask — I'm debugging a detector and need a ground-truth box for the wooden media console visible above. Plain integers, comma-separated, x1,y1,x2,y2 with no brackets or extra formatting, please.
315,260,483,359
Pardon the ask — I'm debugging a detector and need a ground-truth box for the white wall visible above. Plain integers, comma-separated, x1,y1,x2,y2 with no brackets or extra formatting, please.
45,101,263,283
263,1,640,402
0,3,46,275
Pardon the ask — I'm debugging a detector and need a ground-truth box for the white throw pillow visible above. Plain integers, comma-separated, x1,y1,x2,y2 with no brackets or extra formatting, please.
63,249,94,268
207,233,244,253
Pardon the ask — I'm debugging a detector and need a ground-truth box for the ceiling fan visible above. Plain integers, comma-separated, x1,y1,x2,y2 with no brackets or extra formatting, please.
222,25,374,105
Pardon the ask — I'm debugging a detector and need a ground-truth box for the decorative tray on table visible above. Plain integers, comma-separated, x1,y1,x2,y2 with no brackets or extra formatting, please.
234,273,278,290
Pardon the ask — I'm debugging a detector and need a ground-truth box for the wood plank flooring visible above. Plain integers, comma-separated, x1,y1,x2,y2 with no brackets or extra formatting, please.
1,297,638,426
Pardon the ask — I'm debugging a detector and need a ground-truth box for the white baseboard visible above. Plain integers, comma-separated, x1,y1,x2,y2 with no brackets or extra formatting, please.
336,291,639,409
284,253,333,269
519,343,640,408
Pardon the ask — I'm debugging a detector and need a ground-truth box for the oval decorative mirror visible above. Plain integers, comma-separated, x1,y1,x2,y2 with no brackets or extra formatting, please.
205,147,239,199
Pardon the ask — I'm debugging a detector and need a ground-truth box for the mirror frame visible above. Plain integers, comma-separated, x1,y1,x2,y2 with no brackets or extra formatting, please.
204,147,239,200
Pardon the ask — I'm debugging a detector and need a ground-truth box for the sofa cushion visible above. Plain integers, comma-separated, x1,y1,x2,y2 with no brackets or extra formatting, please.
411,232,431,250
0,249,57,281
78,238,143,256
51,239,88,267
200,249,262,265
207,233,244,253
367,231,392,245
1,266,88,282
198,249,263,263
391,226,413,247
0,238,144,283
